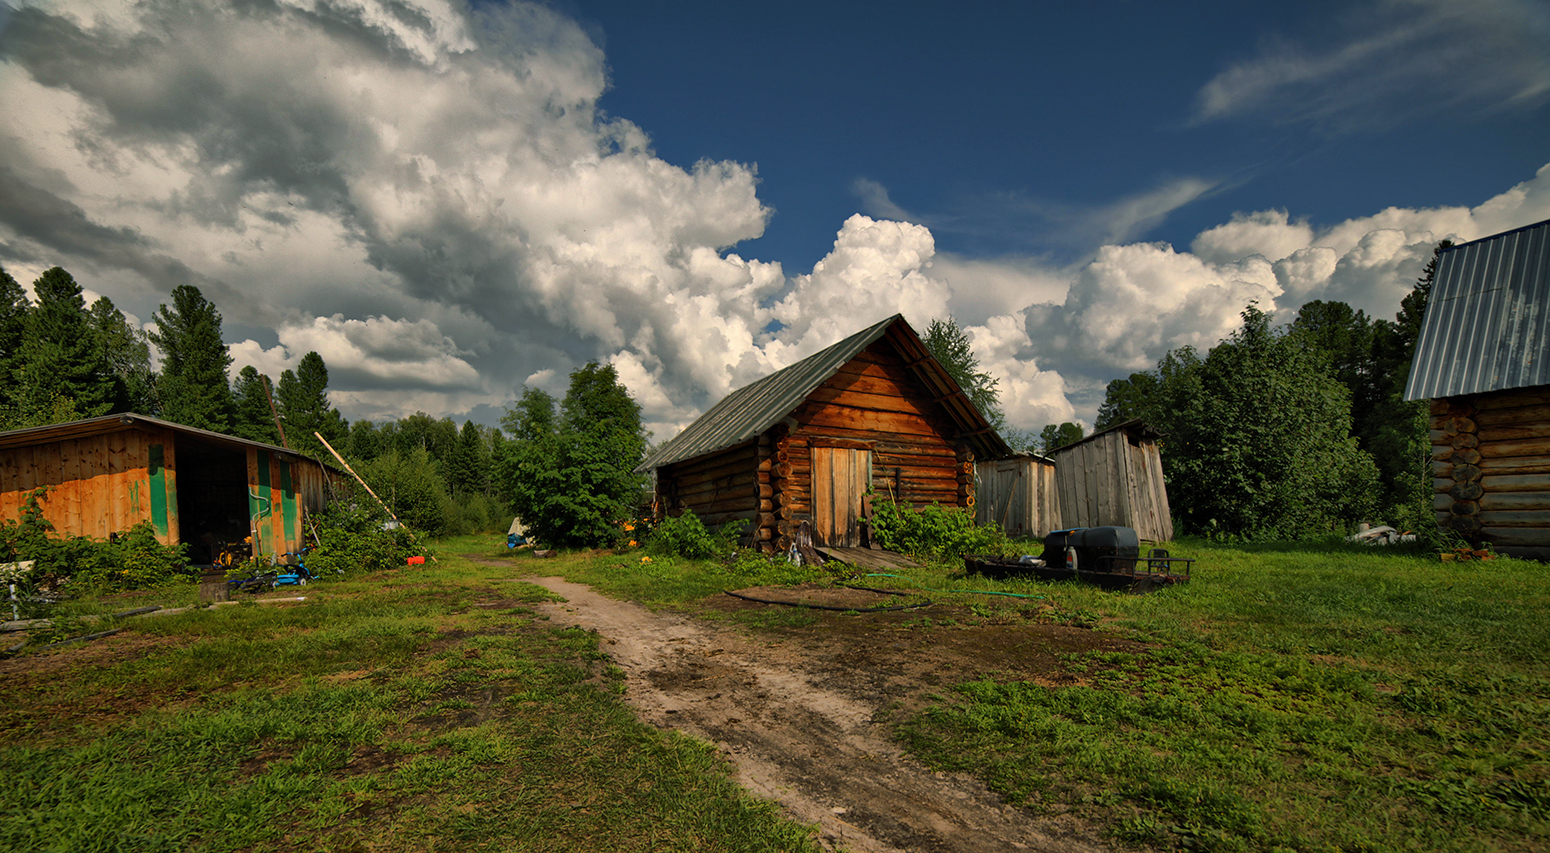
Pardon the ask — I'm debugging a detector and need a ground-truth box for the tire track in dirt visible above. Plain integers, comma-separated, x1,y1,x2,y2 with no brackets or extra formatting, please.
526,576,1110,853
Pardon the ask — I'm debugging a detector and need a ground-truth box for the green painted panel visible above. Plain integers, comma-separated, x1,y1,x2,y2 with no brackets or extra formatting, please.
279,461,297,552
148,444,169,538
251,450,273,557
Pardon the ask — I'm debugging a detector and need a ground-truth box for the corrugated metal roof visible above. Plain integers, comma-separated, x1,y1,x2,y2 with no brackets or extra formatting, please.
637,315,1011,471
0,412,331,468
1406,218,1550,400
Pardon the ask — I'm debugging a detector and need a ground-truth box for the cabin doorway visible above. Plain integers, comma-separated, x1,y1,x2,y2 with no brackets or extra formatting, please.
812,446,871,547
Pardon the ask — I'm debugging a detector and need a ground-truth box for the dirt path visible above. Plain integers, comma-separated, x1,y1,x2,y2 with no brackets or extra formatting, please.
524,576,1113,853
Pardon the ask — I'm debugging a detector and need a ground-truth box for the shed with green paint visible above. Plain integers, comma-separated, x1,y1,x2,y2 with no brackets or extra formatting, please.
0,413,339,563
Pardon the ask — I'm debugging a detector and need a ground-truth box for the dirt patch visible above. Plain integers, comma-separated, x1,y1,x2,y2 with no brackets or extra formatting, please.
0,632,196,736
523,575,1140,853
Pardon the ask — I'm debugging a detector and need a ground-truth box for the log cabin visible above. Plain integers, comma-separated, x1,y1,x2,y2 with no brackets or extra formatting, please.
637,315,1012,552
0,413,340,563
1406,218,1550,559
1047,420,1173,542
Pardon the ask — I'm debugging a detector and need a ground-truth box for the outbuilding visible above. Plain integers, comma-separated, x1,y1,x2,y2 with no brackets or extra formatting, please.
637,315,1012,552
0,413,339,563
1046,420,1173,542
974,452,1062,538
1406,218,1550,559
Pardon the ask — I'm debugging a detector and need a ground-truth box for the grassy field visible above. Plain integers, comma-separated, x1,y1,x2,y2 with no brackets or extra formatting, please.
4,535,1547,852
0,540,824,853
492,536,1550,852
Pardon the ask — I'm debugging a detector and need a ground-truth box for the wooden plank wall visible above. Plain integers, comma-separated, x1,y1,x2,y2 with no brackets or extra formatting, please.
0,427,174,543
246,450,336,559
975,457,1061,538
1431,388,1550,560
1051,429,1173,541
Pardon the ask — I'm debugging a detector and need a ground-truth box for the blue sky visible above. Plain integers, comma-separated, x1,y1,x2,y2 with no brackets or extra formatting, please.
0,0,1546,438
574,0,1548,267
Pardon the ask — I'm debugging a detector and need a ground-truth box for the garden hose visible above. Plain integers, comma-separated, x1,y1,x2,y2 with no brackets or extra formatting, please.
856,573,1045,600
722,587,932,613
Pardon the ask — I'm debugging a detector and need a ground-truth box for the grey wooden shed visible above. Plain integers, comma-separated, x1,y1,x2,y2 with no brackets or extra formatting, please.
975,453,1062,539
1048,420,1173,541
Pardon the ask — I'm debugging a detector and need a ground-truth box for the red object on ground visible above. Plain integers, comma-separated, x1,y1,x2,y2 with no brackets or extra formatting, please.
406,556,426,566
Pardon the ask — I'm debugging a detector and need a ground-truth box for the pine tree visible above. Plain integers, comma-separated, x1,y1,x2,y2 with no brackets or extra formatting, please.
88,296,155,414
276,351,347,458
921,317,1005,431
149,285,235,432
230,366,282,444
0,267,30,417
450,420,489,496
15,267,111,422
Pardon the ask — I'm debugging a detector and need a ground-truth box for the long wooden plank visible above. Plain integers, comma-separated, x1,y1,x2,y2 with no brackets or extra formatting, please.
813,447,834,545
1480,457,1550,474
1477,510,1550,526
806,385,935,418
1479,527,1550,546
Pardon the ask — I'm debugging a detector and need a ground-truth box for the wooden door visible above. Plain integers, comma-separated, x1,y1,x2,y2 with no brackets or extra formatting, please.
812,447,871,546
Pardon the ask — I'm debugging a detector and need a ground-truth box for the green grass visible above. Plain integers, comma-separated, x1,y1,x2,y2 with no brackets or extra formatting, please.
891,537,1550,852
0,547,822,853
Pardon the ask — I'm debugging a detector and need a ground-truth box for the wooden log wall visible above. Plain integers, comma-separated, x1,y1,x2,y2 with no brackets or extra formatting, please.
777,341,975,550
1050,428,1173,542
975,457,1061,538
0,426,179,544
657,439,761,541
1431,389,1550,560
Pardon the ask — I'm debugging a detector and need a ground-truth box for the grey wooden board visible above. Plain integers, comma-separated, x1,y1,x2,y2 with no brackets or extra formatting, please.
815,546,921,571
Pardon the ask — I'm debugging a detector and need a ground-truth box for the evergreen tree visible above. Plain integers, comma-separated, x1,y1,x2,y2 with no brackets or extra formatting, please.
15,267,111,421
88,296,155,414
0,267,31,417
149,285,234,432
499,363,646,547
450,420,490,496
921,317,1005,431
230,366,282,444
276,351,347,458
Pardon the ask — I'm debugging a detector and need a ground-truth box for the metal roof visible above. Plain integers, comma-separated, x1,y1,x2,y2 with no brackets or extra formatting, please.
0,412,330,467
637,315,1012,471
1405,218,1550,400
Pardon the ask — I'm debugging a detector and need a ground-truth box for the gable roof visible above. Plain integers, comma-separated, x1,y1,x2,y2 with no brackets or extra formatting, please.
0,413,330,468
637,315,1012,471
1405,218,1550,401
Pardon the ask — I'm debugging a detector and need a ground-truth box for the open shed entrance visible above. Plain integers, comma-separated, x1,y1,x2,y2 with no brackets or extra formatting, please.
812,447,871,547
173,438,250,564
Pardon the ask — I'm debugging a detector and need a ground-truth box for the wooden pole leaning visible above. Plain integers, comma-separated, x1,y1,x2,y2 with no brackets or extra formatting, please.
313,431,438,563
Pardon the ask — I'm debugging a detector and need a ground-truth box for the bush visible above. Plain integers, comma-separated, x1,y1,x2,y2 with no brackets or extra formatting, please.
306,493,429,577
870,500,1006,562
357,447,454,538
0,488,187,593
647,511,745,560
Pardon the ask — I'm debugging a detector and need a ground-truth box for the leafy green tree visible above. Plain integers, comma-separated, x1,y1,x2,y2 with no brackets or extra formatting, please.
277,352,347,458
149,285,234,432
392,411,459,470
922,316,1005,431
499,363,647,548
1094,371,1161,431
230,366,282,444
1150,306,1379,538
357,446,454,537
88,296,155,414
347,419,384,461
14,267,112,422
1036,422,1085,453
